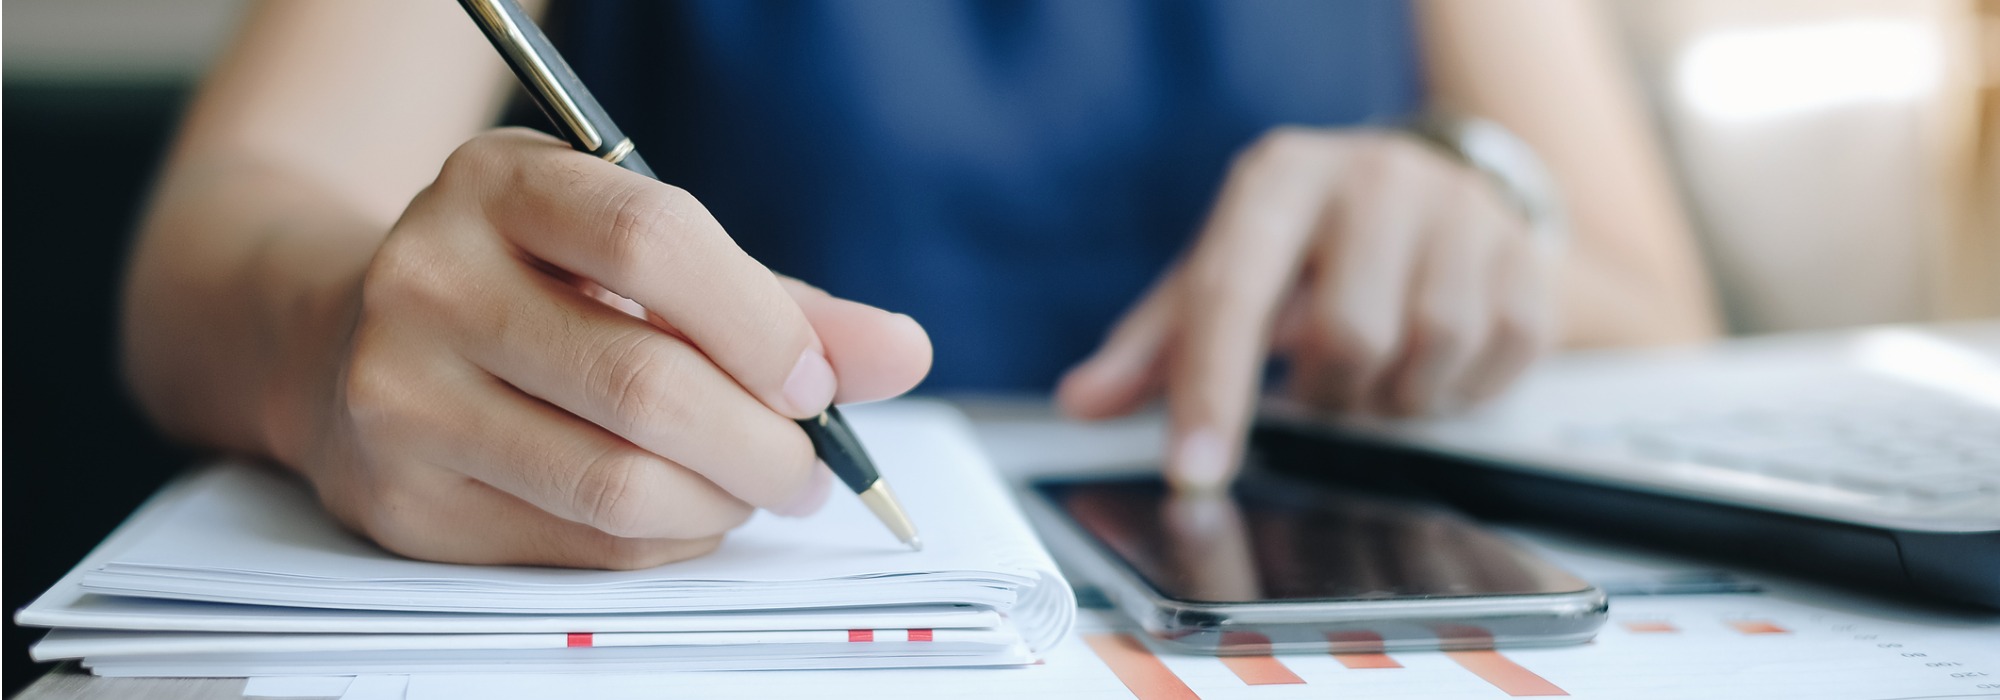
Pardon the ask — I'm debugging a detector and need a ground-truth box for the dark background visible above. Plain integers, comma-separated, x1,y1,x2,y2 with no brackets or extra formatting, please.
4,83,196,694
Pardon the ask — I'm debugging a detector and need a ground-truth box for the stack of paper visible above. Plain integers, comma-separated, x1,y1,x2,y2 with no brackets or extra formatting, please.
16,401,1075,677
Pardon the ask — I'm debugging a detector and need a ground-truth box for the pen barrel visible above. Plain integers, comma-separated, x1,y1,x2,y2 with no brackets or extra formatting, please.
459,0,634,161
800,407,879,494
616,151,657,180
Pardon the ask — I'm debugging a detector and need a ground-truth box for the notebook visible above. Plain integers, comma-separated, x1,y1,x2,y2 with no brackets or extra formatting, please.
17,400,1076,677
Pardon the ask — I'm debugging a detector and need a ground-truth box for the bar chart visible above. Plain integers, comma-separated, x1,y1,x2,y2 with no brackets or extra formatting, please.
1071,594,2000,700
397,592,2000,700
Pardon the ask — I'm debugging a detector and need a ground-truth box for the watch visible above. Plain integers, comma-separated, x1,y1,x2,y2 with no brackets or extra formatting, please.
1406,113,1569,249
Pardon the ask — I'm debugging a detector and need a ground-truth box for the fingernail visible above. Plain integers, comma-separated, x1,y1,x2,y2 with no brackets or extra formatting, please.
1170,429,1232,492
783,350,837,415
773,461,834,517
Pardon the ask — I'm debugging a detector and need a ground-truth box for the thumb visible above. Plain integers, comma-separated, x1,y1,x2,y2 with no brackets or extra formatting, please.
778,277,933,404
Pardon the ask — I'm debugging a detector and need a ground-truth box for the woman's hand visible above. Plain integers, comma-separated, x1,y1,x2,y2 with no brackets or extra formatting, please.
267,129,932,568
1057,127,1555,489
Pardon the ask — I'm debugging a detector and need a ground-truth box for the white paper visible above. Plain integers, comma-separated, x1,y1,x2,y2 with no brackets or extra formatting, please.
337,675,406,700
389,595,2000,700
39,625,1020,658
81,402,1060,604
80,640,1036,677
23,588,1000,635
19,401,1072,674
401,631,1130,700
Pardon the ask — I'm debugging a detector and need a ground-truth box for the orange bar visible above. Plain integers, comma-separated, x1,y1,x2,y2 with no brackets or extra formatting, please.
1622,621,1679,633
1335,653,1403,670
1727,620,1788,635
1216,632,1305,685
1083,633,1200,700
1327,631,1403,669
1446,650,1569,697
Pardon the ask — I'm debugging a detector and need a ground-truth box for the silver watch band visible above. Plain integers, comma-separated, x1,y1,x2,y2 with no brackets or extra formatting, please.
1406,113,1569,249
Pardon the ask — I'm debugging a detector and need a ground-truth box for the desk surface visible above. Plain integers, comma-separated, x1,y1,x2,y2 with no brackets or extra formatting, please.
18,665,236,700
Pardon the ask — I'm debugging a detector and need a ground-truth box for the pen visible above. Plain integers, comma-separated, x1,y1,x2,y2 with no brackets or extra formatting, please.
457,0,922,551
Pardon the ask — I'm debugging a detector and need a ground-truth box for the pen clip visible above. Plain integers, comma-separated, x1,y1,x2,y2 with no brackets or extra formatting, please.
460,0,609,153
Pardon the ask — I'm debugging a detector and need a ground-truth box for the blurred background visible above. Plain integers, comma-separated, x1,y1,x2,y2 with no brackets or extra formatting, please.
3,0,1995,692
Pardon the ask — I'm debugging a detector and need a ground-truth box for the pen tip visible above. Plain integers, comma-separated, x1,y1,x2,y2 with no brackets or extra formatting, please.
907,536,923,552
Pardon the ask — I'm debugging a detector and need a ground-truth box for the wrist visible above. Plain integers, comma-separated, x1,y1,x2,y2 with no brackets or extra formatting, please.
249,215,381,471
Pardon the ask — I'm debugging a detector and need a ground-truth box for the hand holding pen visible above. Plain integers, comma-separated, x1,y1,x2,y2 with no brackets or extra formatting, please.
458,0,925,549
224,2,930,569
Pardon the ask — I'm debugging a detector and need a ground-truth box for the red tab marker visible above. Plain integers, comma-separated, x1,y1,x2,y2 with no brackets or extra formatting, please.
849,629,874,642
566,633,593,648
909,629,934,642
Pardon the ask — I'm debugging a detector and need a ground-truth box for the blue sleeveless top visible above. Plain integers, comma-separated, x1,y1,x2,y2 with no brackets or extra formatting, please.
549,1,1423,391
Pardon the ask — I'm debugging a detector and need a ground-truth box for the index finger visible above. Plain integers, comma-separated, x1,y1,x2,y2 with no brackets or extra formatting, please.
1167,130,1338,489
454,129,832,419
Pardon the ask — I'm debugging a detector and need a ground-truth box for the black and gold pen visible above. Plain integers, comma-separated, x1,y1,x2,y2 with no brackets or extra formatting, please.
458,0,922,551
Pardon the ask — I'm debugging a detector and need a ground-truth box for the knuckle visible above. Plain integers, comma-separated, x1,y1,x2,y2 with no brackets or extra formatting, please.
592,534,725,570
1355,133,1446,192
1305,311,1393,368
340,341,408,434
571,451,654,538
360,235,454,315
1373,143,1431,190
1234,126,1339,175
596,332,694,432
438,131,515,188
571,453,752,542
1413,305,1468,357
602,186,699,279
